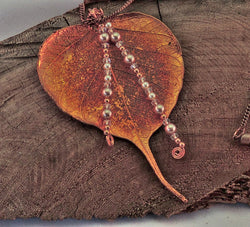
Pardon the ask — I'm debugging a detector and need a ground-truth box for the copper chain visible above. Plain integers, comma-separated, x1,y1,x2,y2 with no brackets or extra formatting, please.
79,0,135,26
233,103,250,139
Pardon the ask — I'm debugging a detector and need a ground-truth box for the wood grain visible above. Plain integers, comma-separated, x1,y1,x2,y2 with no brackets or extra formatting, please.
0,0,249,220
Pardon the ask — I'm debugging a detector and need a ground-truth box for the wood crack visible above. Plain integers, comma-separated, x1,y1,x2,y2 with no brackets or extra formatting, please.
0,94,15,108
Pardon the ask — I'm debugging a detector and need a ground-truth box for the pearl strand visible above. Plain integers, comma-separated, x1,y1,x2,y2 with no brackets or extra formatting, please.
104,22,186,159
98,24,114,146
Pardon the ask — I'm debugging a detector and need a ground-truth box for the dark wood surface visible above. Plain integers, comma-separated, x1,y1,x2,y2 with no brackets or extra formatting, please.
0,0,249,220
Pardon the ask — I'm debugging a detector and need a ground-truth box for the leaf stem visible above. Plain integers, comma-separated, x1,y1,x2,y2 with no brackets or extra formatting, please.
141,142,188,203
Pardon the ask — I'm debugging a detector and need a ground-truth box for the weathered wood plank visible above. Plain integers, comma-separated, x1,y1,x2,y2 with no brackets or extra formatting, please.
0,0,249,220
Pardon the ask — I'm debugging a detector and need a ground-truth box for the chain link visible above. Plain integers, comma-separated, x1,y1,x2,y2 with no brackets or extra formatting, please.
233,103,250,139
240,103,250,128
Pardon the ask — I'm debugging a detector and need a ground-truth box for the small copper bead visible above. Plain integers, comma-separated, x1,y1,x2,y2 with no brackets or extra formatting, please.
137,73,143,78
105,125,110,130
179,142,185,149
104,130,109,135
104,99,110,103
119,46,125,51
161,114,167,120
103,48,109,54
134,68,139,73
175,138,181,144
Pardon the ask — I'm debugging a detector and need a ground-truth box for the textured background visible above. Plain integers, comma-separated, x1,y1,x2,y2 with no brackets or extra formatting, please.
0,0,249,226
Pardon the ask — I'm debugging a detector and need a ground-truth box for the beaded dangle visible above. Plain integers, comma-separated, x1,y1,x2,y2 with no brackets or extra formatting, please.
98,22,186,159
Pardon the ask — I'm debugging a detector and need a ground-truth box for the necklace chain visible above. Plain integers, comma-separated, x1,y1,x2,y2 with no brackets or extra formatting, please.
233,103,250,140
79,0,135,26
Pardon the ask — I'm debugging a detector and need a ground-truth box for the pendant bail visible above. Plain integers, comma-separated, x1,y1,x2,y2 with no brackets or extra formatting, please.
86,8,104,26
233,127,245,140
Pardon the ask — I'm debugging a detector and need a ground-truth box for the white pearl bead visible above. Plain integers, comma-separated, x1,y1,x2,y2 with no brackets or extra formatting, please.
165,123,176,135
99,33,109,42
104,75,112,81
103,63,111,69
124,54,135,64
111,32,121,42
142,82,149,89
148,92,156,100
155,104,164,114
103,88,112,97
103,109,112,118
105,22,112,28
